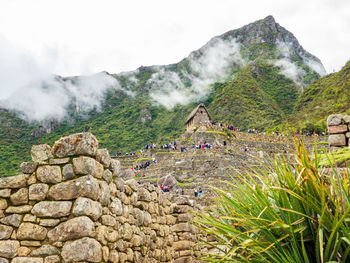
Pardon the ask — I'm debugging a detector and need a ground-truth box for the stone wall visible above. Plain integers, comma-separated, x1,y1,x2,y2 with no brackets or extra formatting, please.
327,114,350,149
0,133,203,263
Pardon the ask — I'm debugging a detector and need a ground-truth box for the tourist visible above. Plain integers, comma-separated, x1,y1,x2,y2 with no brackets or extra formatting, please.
198,188,202,197
194,189,198,197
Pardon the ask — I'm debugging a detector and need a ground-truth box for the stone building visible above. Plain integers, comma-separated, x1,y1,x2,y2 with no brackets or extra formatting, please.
185,103,211,132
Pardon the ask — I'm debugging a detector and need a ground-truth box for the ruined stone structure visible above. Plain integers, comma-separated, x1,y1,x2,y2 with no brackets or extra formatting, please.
185,104,211,132
327,114,350,149
0,133,204,263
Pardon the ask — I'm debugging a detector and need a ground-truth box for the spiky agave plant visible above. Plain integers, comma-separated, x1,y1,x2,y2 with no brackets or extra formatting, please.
194,138,350,263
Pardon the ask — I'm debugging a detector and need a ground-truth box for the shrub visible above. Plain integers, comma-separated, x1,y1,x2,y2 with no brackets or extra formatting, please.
194,138,350,262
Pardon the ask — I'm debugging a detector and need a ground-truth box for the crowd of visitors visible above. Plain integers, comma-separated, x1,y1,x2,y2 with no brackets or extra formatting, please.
114,152,136,157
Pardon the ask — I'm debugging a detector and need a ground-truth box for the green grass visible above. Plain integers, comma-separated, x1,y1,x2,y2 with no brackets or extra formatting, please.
194,139,350,262
318,147,350,167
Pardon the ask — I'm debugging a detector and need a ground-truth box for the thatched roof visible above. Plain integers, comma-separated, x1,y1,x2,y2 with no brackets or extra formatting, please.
185,103,211,124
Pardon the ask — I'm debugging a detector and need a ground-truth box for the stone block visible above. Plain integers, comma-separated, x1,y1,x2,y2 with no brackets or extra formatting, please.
48,216,95,242
173,240,191,251
0,224,13,239
73,156,104,179
51,132,98,158
44,255,60,263
0,240,20,258
30,244,59,256
20,162,38,174
48,175,100,201
49,158,69,165
39,219,60,227
31,201,72,218
96,148,112,168
171,223,192,232
327,114,343,126
343,115,350,124
5,205,32,214
36,166,62,184
345,132,350,138
62,164,74,181
0,190,10,198
109,159,121,176
329,134,346,146
17,247,31,257
29,184,49,201
99,181,110,206
0,200,6,210
61,237,102,262
17,223,47,240
0,214,22,227
0,174,26,189
12,258,43,263
328,125,348,134
31,144,53,164
72,197,102,221
10,188,28,205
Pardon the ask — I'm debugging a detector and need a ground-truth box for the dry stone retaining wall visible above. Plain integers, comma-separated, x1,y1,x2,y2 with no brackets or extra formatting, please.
327,114,350,149
0,133,204,263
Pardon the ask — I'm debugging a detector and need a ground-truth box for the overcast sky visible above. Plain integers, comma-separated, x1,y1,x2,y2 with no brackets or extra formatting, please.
0,0,349,79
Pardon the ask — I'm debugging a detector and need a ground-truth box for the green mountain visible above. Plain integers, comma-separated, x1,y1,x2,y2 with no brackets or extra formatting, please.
288,60,350,132
0,15,326,176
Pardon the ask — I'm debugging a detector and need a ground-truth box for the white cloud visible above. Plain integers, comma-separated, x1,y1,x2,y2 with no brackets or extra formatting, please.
149,37,244,109
0,72,125,122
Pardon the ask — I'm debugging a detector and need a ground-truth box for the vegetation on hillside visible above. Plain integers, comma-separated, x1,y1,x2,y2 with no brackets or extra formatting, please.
195,140,350,262
288,61,350,132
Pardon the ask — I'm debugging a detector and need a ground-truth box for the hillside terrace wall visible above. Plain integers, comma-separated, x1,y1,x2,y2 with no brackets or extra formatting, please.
327,114,350,150
0,133,204,263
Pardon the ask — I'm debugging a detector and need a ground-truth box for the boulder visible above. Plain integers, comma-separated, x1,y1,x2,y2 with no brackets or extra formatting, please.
31,201,72,218
48,175,100,201
47,216,95,242
0,240,20,258
72,197,102,221
36,166,62,184
327,114,343,126
51,132,98,158
61,237,102,262
0,174,26,189
72,156,104,179
20,162,37,174
29,184,49,201
17,223,47,240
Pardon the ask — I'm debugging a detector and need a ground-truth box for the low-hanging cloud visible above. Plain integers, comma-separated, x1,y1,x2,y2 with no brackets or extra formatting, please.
148,37,245,109
0,36,133,122
273,40,327,87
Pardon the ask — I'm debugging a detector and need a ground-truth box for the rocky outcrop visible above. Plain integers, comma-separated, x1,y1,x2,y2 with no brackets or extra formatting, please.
0,132,204,262
327,114,350,149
